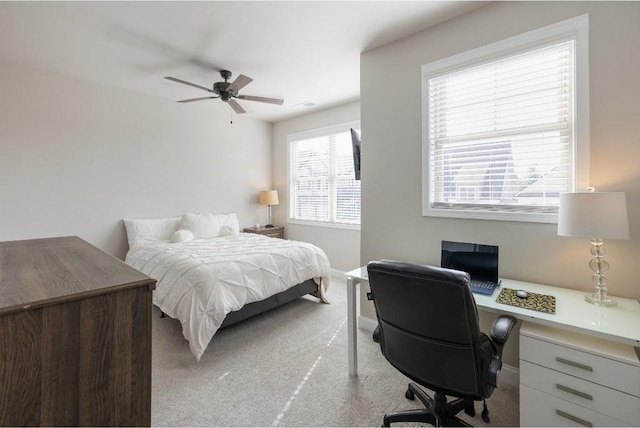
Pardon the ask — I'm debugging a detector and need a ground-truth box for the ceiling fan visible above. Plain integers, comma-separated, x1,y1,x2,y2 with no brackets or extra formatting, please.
164,70,284,114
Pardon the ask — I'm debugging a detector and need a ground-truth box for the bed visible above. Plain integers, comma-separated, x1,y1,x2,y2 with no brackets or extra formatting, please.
123,213,331,360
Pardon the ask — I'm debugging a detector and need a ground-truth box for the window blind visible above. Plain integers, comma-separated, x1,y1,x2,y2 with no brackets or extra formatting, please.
290,128,361,225
428,40,575,215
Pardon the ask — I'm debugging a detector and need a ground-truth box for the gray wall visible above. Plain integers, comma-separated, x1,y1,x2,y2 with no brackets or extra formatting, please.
273,101,361,271
0,62,273,259
360,2,640,365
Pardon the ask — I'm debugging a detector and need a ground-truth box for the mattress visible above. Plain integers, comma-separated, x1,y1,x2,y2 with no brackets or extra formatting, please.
125,233,331,360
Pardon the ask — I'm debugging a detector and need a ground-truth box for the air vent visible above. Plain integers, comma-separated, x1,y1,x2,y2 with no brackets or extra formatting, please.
293,101,316,108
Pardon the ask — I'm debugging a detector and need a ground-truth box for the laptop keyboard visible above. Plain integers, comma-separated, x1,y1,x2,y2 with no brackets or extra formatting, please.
471,279,496,289
469,279,499,295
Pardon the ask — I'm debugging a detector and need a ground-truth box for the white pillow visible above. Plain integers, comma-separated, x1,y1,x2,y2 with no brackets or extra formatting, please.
218,225,237,237
180,213,220,239
123,216,181,248
215,213,240,236
170,229,194,243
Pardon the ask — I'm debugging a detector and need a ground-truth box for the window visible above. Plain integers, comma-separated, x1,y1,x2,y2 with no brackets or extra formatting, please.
422,15,589,223
288,123,361,228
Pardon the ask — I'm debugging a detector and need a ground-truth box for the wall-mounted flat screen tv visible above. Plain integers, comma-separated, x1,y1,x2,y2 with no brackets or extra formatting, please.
350,128,361,181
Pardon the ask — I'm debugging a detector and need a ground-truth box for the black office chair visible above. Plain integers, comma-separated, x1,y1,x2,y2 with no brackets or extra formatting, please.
367,260,517,427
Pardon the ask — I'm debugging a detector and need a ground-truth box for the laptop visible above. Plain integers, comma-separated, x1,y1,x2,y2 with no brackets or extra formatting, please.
441,240,501,295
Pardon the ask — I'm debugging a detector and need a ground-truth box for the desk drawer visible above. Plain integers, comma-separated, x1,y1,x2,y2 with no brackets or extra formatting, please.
521,360,640,425
520,384,632,427
520,334,640,396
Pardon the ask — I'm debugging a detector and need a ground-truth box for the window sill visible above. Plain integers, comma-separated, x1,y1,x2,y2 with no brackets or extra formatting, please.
288,219,361,231
423,207,558,224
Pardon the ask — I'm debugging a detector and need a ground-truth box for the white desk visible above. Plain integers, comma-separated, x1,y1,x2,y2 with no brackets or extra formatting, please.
345,266,640,377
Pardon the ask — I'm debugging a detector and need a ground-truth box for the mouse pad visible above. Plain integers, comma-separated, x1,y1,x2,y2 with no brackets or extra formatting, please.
496,288,556,314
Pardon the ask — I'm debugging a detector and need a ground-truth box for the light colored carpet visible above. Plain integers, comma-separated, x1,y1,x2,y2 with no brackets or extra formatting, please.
151,275,520,427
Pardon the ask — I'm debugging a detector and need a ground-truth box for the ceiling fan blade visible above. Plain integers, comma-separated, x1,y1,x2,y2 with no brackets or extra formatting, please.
228,74,253,93
177,96,219,103
228,99,247,114
237,95,284,105
165,76,214,93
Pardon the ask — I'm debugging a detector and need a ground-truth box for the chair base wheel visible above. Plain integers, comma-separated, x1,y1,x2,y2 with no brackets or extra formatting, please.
481,407,490,423
382,385,476,427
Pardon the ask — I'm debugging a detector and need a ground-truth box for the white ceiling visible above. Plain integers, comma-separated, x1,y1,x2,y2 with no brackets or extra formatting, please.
0,1,486,122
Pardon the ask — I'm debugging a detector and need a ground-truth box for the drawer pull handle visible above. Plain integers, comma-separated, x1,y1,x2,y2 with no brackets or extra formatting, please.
556,410,593,427
555,384,593,400
555,357,593,372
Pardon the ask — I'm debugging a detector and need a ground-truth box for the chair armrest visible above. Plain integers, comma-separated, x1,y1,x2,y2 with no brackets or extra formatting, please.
486,315,517,391
490,315,517,346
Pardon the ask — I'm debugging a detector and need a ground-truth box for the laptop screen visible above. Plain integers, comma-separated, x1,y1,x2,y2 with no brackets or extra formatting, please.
441,240,499,283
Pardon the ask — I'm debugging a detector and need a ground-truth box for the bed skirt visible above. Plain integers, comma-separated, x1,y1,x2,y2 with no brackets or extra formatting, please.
220,278,320,328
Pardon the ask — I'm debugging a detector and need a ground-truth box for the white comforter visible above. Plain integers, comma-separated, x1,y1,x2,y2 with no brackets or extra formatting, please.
125,233,331,360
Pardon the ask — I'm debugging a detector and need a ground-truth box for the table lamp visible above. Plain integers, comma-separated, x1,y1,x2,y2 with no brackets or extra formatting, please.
557,189,630,306
259,190,279,228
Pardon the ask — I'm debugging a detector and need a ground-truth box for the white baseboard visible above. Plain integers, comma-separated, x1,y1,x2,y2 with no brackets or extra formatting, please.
357,315,520,387
331,268,347,281
358,315,377,333
500,363,519,387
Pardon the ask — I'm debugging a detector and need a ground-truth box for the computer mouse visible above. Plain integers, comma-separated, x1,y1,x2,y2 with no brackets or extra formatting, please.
515,289,529,299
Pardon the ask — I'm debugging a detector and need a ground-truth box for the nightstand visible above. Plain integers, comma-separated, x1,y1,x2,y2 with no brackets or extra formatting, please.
243,226,284,239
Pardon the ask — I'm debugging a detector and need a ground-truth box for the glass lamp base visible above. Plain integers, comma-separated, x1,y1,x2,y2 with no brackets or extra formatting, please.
585,293,617,307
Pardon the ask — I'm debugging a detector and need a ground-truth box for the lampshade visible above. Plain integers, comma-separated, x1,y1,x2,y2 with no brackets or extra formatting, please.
558,192,629,240
259,190,279,206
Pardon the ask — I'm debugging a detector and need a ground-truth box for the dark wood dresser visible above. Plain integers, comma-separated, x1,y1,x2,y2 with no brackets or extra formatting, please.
0,236,156,426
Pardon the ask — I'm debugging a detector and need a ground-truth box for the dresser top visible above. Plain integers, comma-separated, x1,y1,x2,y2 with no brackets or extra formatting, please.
0,236,154,314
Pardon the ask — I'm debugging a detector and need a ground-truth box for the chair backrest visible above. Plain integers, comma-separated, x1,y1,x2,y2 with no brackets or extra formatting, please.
367,260,490,399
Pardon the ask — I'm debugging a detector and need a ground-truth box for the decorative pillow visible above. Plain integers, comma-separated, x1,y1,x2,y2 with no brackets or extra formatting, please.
123,216,181,248
180,213,220,239
218,225,237,237
170,229,194,243
215,213,240,236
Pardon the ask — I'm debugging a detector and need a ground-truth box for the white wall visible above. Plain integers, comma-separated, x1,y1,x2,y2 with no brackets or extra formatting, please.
0,62,272,259
272,101,361,271
360,2,640,365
